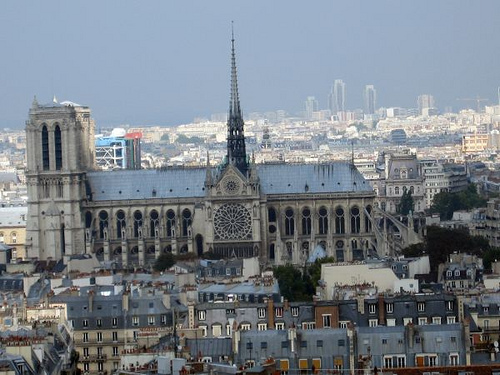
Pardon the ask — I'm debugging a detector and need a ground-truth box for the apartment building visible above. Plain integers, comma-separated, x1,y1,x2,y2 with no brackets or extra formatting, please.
420,159,468,209
54,288,174,375
191,293,462,340
236,323,469,372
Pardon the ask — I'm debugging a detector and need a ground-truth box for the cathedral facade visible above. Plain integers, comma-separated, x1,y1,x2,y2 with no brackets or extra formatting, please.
25,38,377,267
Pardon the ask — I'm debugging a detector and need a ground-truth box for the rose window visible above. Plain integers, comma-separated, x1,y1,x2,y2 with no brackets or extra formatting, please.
214,203,252,240
222,177,241,195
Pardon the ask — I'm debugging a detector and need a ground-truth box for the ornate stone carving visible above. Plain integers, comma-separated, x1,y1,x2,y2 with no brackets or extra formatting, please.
214,203,252,241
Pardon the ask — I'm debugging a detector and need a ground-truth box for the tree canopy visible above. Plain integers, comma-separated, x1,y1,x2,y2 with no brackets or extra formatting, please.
397,189,414,215
273,264,312,302
153,252,176,272
402,225,490,274
176,134,204,144
431,183,486,220
274,256,335,302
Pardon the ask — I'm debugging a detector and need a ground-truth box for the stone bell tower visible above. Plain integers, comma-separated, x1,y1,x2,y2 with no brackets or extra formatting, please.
25,97,95,261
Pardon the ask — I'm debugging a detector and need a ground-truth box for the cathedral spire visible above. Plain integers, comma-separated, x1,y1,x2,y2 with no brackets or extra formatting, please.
226,22,248,176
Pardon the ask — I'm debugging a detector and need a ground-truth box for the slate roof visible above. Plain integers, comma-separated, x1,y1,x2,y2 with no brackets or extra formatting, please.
0,206,27,227
186,337,232,358
54,292,174,330
238,329,350,367
86,162,372,201
87,168,207,201
257,163,373,195
0,276,23,292
198,281,280,303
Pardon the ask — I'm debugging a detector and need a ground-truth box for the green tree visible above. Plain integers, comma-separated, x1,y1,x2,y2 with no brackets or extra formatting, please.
481,247,500,270
431,183,486,220
458,183,486,209
397,189,414,215
176,134,204,144
273,264,312,302
402,226,490,274
153,252,176,272
430,191,459,220
160,133,170,142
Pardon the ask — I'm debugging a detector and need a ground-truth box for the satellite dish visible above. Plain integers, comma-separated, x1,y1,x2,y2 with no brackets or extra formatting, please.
494,341,499,348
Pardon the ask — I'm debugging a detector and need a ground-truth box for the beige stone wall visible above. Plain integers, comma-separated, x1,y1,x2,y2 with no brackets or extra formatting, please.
0,226,26,260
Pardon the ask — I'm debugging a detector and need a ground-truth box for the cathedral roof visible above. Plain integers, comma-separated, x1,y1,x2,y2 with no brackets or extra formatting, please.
86,162,372,202
87,168,207,201
257,162,373,195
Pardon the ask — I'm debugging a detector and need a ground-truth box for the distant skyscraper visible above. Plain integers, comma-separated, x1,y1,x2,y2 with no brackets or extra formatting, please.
363,85,377,114
417,94,435,115
328,79,346,114
304,96,318,119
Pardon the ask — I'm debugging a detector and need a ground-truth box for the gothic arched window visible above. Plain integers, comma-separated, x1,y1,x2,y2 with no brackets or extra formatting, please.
301,207,311,235
98,211,108,239
318,206,328,235
182,209,192,236
351,239,358,250
150,210,159,237
335,207,345,234
351,206,360,234
166,210,175,237
54,125,62,170
285,208,294,236
116,210,126,239
269,243,275,260
268,207,277,222
42,125,49,170
133,210,143,238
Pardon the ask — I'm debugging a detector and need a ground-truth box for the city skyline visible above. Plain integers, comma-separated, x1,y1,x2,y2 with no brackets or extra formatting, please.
1,1,500,128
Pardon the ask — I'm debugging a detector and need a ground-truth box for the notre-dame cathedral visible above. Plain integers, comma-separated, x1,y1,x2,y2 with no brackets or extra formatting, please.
25,37,376,268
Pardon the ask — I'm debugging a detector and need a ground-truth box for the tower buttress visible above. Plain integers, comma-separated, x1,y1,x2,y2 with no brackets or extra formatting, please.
25,100,95,261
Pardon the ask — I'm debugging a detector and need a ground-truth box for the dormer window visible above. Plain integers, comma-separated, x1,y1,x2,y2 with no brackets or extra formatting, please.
418,302,425,312
386,303,394,313
369,304,376,314
275,307,283,318
454,270,460,277
446,270,452,278
258,308,266,319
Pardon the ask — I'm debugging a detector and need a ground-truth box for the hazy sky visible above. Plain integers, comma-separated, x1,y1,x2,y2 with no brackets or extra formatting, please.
1,1,500,128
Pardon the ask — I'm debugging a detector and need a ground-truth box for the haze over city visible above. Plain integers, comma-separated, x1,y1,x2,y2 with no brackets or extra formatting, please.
1,0,500,127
